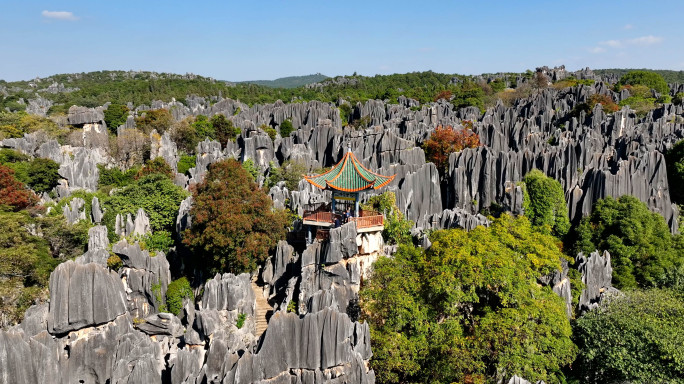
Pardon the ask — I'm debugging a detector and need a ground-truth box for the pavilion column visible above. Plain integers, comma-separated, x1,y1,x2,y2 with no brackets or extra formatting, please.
355,193,359,217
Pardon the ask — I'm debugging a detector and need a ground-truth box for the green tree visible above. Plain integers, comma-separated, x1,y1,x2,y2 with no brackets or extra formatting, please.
362,215,576,384
573,195,684,289
104,103,129,133
279,119,294,137
241,158,260,182
103,174,189,236
165,277,194,316
134,108,173,134
573,289,684,383
27,158,60,194
177,155,196,176
522,169,570,238
362,191,413,245
212,114,240,146
183,158,289,274
137,157,174,180
192,115,215,141
0,209,58,325
618,70,669,94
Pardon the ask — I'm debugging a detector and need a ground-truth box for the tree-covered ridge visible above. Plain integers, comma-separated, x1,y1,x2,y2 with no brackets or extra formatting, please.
237,73,329,88
595,68,684,84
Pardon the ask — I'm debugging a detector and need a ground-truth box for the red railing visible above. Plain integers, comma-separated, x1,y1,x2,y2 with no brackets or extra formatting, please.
303,210,334,223
349,215,384,229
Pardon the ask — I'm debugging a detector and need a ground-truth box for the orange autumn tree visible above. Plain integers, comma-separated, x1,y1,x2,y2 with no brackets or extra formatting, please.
183,158,289,274
423,123,480,175
0,164,38,211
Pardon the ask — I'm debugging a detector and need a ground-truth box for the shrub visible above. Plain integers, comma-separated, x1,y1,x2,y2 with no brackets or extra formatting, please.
107,254,123,271
98,164,140,188
177,155,196,176
279,119,294,137
104,104,129,133
183,158,289,274
573,289,684,383
587,93,619,113
170,117,199,154
27,158,60,194
522,169,570,238
362,191,413,245
260,124,277,141
212,114,240,146
287,300,297,313
236,312,247,329
135,108,173,134
339,104,352,126
674,92,684,105
423,124,480,175
434,90,453,102
140,230,174,253
241,158,260,182
166,277,194,315
137,157,174,180
361,215,576,384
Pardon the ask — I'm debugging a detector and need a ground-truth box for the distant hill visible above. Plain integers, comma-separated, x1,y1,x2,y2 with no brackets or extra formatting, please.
595,68,684,83
238,73,329,88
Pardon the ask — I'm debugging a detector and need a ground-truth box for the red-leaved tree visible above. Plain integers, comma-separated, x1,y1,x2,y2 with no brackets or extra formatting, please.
0,164,38,211
423,123,480,175
183,158,289,274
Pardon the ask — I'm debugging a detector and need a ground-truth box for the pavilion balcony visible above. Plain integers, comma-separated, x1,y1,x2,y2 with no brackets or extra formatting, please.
302,209,384,233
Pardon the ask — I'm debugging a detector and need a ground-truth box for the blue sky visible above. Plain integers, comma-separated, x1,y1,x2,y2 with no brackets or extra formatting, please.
1,0,683,82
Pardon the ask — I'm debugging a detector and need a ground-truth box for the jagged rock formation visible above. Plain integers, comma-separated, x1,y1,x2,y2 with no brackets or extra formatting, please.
577,250,617,313
115,208,151,238
113,241,171,317
47,261,128,334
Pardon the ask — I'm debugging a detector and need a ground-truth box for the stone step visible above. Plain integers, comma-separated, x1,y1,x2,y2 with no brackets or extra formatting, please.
250,280,272,338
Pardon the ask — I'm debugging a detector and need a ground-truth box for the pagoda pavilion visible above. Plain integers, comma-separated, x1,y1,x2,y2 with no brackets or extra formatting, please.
302,149,395,234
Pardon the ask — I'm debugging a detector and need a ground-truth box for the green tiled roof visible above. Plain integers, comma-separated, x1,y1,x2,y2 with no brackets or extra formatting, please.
304,151,395,192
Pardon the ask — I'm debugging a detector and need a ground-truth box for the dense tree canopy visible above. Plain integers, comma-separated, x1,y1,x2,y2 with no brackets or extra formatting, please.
423,124,480,175
573,195,684,289
573,289,684,383
103,173,189,236
0,164,38,210
361,191,413,245
666,139,684,204
618,70,669,94
522,169,570,238
183,158,289,274
361,215,576,384
104,103,129,133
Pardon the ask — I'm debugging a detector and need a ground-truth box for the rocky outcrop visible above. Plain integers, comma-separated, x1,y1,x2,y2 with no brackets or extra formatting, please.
113,241,171,317
577,250,616,312
47,261,128,334
115,208,151,238
226,308,374,384
150,130,179,172
74,225,110,266
67,105,104,125
62,197,86,224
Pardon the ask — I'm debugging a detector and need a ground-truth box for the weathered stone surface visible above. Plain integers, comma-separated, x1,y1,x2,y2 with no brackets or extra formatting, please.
201,273,255,317
68,105,104,125
91,196,104,223
228,308,374,383
175,196,193,239
63,197,86,224
47,261,127,334
150,130,179,172
323,222,357,264
135,312,184,337
115,208,151,237
578,250,615,312
113,241,171,317
75,225,110,266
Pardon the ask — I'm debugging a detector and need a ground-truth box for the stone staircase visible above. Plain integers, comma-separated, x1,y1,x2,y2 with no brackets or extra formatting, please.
251,280,272,338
